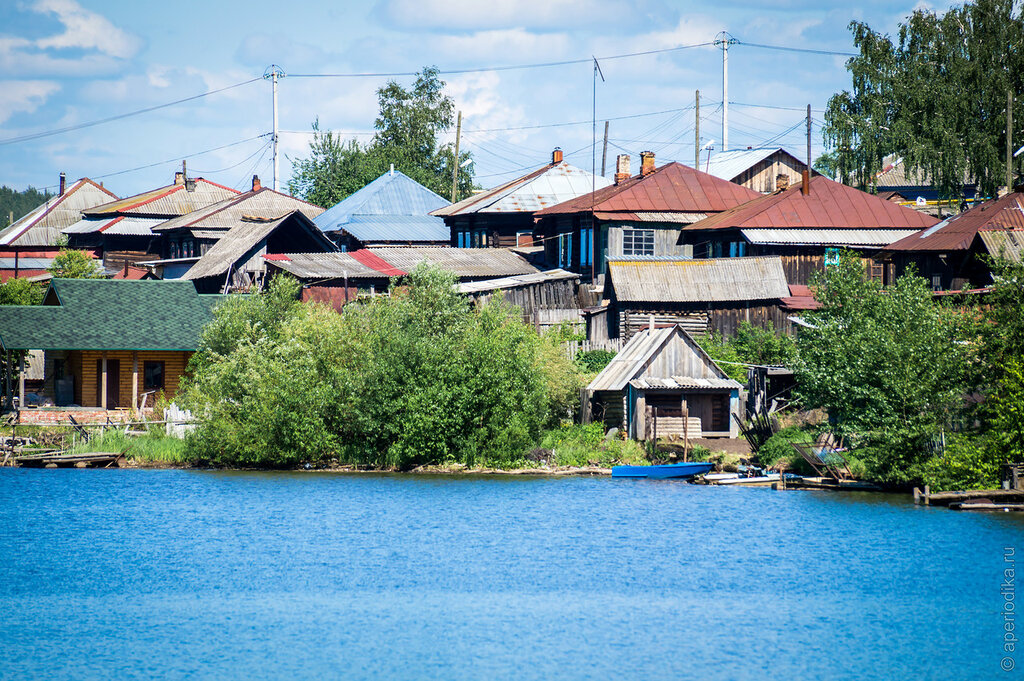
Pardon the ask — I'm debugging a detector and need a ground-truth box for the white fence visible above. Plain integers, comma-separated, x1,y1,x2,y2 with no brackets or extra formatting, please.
164,404,197,439
565,338,625,362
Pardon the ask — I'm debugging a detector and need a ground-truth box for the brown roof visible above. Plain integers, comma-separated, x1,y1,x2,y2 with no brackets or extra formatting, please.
885,191,1024,252
0,178,118,247
83,178,238,217
679,175,939,233
152,187,323,232
535,162,760,218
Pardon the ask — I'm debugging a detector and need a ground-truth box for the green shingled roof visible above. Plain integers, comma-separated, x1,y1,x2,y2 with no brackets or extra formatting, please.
0,279,225,351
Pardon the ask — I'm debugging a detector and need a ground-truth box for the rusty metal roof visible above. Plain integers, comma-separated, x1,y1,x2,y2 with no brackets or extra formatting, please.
456,268,578,294
885,191,1024,252
265,252,384,279
268,247,538,281
83,178,238,217
153,187,323,232
740,228,919,247
679,175,939,233
536,162,760,218
0,179,118,247
630,376,740,390
606,256,790,303
432,161,610,216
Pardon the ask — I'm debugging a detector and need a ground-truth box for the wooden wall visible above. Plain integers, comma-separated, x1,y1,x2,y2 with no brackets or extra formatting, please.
73,350,192,408
731,151,806,193
468,278,580,316
615,301,790,340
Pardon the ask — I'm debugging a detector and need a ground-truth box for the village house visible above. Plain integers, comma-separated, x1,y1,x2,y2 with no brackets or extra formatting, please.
676,174,939,286
874,155,979,212
0,278,222,413
315,168,450,250
703,146,808,194
881,189,1024,291
432,149,610,250
583,324,742,440
147,175,324,277
0,175,117,280
533,152,760,282
62,172,239,272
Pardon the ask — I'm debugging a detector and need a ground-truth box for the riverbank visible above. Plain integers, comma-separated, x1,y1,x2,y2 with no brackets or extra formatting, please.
122,457,613,475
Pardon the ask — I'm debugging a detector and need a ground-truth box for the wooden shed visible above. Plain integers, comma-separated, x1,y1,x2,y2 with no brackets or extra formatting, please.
583,325,742,440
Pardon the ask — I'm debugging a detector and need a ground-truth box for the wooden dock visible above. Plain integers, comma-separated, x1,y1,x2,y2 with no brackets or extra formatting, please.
15,452,126,469
914,486,1024,510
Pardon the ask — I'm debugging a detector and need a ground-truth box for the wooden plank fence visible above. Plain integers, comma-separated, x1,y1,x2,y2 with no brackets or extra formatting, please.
565,338,625,362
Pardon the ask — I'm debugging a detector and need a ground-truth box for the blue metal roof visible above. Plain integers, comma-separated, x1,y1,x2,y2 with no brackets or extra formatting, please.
315,170,451,233
342,215,449,243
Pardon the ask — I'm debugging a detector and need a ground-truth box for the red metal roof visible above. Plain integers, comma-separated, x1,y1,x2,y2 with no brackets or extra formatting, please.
780,284,821,310
679,175,939,232
885,191,1024,252
350,249,408,277
535,161,760,217
112,265,152,280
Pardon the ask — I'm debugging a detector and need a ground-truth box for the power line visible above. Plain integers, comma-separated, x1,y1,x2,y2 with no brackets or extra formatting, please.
91,134,271,182
736,41,858,58
0,78,263,147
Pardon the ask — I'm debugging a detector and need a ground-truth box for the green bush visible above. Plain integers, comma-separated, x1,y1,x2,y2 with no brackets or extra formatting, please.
756,426,814,468
922,433,1005,491
71,429,189,464
574,349,616,374
538,423,647,467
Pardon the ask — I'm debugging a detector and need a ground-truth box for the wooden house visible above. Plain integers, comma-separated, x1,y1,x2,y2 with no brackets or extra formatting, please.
0,279,222,411
676,175,939,286
533,152,760,283
315,169,450,250
603,256,792,339
0,175,116,280
703,147,808,194
63,172,239,271
881,190,1024,290
457,269,582,332
875,155,978,207
432,149,610,250
583,324,742,440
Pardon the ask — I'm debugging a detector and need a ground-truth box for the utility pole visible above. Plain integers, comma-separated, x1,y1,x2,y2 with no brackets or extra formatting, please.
451,110,462,202
601,121,609,176
804,103,812,195
265,65,284,192
695,90,700,168
714,33,737,152
1008,90,1014,191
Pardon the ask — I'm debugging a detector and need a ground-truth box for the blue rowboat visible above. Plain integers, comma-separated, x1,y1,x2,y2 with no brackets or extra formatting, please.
611,462,714,479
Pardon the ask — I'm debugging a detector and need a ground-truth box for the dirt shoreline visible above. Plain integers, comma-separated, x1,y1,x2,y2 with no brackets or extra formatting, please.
125,459,613,475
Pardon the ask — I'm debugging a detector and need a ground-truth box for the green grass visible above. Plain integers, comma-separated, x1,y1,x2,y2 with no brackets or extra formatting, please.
538,423,648,467
70,428,191,464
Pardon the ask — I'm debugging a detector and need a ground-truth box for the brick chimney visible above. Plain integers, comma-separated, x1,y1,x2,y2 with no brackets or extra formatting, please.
174,171,185,185
640,151,656,177
552,147,563,164
252,175,261,191
59,172,66,196
775,174,789,192
801,169,810,196
614,154,631,185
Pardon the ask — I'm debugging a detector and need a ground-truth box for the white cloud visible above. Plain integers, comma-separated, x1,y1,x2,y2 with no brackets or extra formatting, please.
0,80,61,124
33,0,142,58
374,0,672,32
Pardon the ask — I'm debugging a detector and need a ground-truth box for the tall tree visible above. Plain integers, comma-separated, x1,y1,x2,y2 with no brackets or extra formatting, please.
822,0,1024,200
288,67,475,207
0,186,53,229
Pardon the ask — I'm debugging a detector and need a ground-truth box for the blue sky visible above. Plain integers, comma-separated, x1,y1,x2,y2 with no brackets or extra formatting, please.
0,0,946,197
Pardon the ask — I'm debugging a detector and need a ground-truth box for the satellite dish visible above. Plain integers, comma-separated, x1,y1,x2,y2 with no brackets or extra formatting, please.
916,196,927,206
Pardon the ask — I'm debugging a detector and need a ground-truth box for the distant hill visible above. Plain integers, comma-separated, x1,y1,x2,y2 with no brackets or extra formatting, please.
0,185,54,229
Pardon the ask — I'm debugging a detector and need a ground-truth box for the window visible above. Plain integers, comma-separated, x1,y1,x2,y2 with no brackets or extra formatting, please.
728,241,746,257
516,231,533,247
581,225,593,267
558,233,573,268
144,361,165,390
470,228,487,248
622,228,654,256
824,247,841,265
931,273,943,291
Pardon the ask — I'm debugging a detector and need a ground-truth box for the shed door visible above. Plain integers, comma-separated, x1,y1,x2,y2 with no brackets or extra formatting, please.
95,359,120,409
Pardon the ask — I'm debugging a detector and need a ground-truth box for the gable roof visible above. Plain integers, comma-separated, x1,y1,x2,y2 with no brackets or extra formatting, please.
535,161,760,218
153,187,323,233
703,147,804,183
587,325,741,392
268,247,539,280
82,177,238,218
885,191,1024,253
875,155,975,190
334,215,450,244
606,256,791,303
0,179,118,247
432,160,611,216
316,170,449,227
0,278,221,351
679,175,939,233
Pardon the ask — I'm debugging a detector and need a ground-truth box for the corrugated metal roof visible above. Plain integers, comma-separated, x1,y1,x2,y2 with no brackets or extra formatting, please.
432,161,611,216
978,230,1024,262
340,215,449,243
83,178,238,217
740,228,919,246
0,258,54,269
153,188,323,232
316,170,450,229
681,175,939,233
264,252,385,279
457,269,579,294
886,192,1024,252
587,325,736,392
607,256,790,303
703,147,802,183
372,247,537,277
631,212,708,223
101,217,165,236
0,179,118,247
536,161,761,218
875,155,974,189
630,376,741,390
62,216,110,234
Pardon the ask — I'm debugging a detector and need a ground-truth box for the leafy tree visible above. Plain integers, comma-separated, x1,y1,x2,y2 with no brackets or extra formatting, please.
48,248,105,279
794,251,972,483
0,185,53,229
288,67,475,207
0,277,44,305
822,0,1024,199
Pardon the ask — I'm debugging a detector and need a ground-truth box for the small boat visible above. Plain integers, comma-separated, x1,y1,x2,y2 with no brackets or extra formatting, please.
612,462,714,479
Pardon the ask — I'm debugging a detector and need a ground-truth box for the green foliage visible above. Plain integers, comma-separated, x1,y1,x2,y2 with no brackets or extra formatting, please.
0,185,53,229
696,322,797,383
538,423,647,467
756,426,814,468
182,264,577,469
922,433,1005,491
794,252,972,483
288,67,475,207
71,429,189,464
823,0,1024,199
574,349,616,374
0,277,44,305
48,248,104,279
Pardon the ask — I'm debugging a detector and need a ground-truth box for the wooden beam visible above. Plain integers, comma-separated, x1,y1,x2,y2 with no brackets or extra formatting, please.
100,352,108,410
18,354,25,409
132,351,139,415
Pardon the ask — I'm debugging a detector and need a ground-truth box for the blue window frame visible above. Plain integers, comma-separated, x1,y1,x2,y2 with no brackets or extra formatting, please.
559,233,573,268
581,227,593,267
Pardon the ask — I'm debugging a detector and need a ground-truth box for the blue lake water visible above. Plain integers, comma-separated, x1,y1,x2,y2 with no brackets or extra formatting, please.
0,470,1020,680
